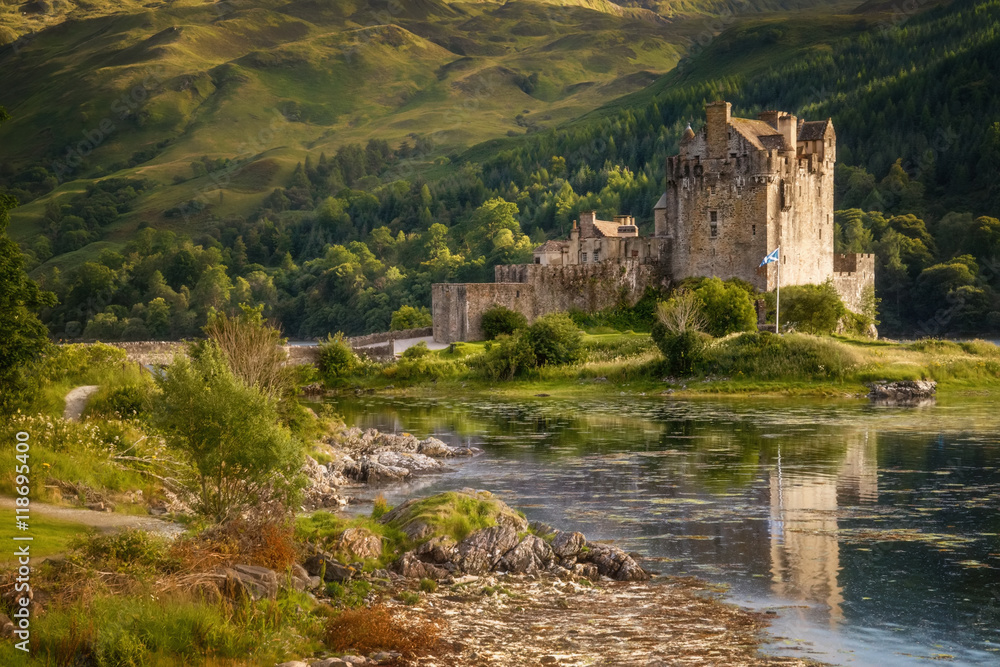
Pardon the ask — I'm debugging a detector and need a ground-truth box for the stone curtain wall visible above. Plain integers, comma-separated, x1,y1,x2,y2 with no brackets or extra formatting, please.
432,283,535,343
433,260,668,343
833,253,876,313
495,260,662,315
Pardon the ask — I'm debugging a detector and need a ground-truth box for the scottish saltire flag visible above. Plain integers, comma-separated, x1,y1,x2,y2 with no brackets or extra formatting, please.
759,247,780,267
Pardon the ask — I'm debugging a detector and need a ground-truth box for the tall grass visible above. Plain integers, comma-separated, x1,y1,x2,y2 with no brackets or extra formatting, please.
0,592,318,666
700,333,861,381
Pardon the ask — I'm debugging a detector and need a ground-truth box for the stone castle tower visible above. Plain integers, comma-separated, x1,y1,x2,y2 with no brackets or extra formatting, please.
655,101,839,291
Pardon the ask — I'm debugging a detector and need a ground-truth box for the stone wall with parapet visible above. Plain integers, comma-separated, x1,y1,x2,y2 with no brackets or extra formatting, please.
80,332,433,367
832,253,876,314
433,260,669,343
346,327,433,348
102,341,187,366
495,259,666,315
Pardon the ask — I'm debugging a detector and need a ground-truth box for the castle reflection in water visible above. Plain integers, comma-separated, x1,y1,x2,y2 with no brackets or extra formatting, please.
769,430,879,624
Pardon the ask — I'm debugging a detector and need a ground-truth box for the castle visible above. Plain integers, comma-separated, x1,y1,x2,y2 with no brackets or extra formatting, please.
432,101,874,343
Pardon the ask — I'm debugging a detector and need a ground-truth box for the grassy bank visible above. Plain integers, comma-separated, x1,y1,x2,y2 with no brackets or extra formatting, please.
327,332,1000,399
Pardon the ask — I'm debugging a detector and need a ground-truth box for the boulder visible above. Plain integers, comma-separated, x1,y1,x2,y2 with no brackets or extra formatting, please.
337,527,383,561
357,458,411,482
868,380,937,402
394,552,450,580
572,562,600,581
417,437,455,457
413,536,457,564
209,564,280,601
0,613,15,639
580,543,650,582
303,554,355,583
455,525,520,575
497,535,554,574
550,531,586,559
373,450,442,473
288,563,311,591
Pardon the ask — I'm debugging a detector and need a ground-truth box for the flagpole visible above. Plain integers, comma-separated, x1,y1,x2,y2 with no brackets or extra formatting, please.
775,252,780,335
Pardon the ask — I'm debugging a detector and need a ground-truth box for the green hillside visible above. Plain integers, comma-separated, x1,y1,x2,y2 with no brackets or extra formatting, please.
2,0,998,340
1,0,702,234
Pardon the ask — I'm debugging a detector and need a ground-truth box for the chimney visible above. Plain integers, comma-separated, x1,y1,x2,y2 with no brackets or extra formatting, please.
758,110,780,128
579,210,597,238
706,100,731,159
777,112,797,151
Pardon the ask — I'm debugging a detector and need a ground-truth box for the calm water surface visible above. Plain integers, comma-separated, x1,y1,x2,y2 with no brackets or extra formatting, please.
329,394,1000,666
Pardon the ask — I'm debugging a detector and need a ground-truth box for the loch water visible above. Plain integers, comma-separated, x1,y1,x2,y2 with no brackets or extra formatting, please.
329,394,1000,666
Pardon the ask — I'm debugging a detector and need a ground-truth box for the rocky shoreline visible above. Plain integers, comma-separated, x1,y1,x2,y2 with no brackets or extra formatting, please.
301,426,482,510
282,469,821,667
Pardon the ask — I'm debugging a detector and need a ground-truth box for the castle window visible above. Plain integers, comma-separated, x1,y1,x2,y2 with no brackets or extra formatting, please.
516,290,520,298
593,249,601,263
730,153,737,159
582,252,588,263
710,211,718,223
752,224,756,236
534,257,540,264
709,211,718,238
710,185,716,195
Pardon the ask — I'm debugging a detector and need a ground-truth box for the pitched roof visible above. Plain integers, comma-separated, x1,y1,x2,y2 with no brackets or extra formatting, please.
654,192,667,209
534,240,568,253
730,117,785,150
592,220,629,238
798,119,832,141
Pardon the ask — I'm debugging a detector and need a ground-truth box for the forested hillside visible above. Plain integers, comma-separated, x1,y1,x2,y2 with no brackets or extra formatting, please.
2,0,998,339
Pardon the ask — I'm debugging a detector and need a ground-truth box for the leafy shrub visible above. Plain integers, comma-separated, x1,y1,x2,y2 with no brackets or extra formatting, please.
317,333,358,385
779,279,847,334
401,341,431,359
651,291,707,374
385,356,462,382
693,277,757,337
523,312,583,366
568,286,666,332
38,343,128,384
153,344,304,520
85,381,153,420
390,305,432,331
419,578,438,593
652,329,707,375
481,305,528,340
70,529,170,573
469,332,536,381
